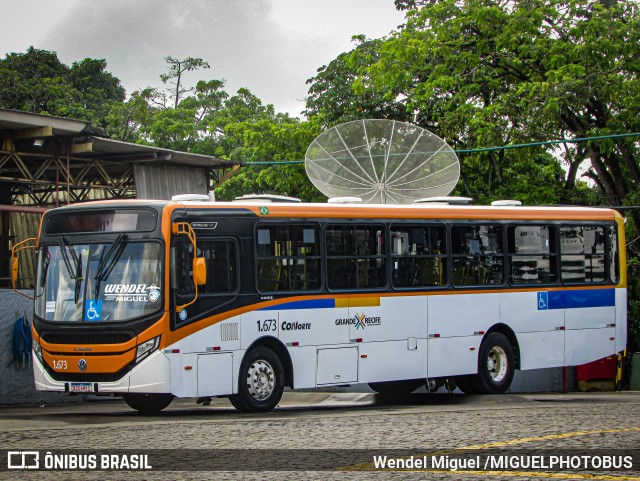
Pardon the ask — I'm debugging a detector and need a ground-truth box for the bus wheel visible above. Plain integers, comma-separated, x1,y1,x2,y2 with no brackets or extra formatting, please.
229,346,284,413
369,379,422,395
123,393,174,414
475,333,515,394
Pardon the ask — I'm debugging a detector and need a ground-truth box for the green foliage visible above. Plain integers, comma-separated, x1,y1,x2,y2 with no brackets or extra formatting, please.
215,117,324,201
105,56,324,201
305,0,640,208
159,56,211,109
305,37,412,128
0,47,125,128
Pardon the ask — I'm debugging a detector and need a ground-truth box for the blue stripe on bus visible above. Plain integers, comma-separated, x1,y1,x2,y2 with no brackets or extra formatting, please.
259,298,336,311
547,288,615,310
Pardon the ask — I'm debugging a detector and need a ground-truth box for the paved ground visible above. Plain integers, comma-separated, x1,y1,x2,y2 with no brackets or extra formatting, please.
1,391,639,480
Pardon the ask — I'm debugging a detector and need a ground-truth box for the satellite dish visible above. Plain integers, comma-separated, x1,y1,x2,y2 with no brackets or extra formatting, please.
305,119,460,204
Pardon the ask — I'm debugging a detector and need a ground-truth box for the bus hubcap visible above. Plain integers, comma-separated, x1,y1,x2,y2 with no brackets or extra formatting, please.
247,360,275,400
487,346,508,382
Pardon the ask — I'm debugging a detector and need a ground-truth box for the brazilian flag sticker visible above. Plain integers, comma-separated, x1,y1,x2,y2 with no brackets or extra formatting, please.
259,206,269,215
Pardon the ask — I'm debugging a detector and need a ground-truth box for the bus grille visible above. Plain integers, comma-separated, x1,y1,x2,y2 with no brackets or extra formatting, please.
41,332,133,345
47,369,129,383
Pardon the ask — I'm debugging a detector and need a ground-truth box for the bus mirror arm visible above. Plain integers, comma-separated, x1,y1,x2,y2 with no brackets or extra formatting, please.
172,222,206,312
11,237,38,301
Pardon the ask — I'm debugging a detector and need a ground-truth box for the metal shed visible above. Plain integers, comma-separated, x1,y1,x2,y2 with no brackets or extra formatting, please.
0,108,241,286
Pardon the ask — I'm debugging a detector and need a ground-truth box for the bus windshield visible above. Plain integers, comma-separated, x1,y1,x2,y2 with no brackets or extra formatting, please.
35,240,163,323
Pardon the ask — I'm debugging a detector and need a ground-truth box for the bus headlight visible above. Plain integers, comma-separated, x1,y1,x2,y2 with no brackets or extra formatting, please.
136,336,160,363
33,342,43,363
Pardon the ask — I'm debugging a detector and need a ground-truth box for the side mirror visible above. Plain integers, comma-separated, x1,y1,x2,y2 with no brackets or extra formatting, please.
11,256,19,287
172,222,206,312
194,257,207,286
11,237,37,300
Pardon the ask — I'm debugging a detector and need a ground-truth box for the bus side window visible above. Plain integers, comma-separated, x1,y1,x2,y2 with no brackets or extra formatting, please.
391,224,447,288
326,224,386,290
172,239,194,296
609,225,619,283
255,224,321,293
560,225,606,283
451,224,504,286
199,240,238,294
508,225,557,285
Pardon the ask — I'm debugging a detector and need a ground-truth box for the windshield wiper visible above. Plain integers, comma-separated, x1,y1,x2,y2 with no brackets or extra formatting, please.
58,237,83,303
39,251,50,289
94,234,128,299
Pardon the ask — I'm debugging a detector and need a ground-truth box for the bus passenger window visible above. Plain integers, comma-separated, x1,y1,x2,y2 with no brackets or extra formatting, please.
391,224,447,288
199,240,238,294
255,224,321,292
609,225,619,283
560,225,607,283
508,225,557,285
451,225,504,286
326,224,386,290
172,239,194,296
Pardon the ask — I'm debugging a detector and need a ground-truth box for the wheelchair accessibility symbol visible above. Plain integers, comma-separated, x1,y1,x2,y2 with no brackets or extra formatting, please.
537,292,548,310
85,300,103,321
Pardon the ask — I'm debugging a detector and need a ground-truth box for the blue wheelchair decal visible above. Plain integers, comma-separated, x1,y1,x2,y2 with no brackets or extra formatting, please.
537,292,548,310
85,300,103,321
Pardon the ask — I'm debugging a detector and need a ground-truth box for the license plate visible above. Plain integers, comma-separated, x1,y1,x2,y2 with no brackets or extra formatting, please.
69,382,93,393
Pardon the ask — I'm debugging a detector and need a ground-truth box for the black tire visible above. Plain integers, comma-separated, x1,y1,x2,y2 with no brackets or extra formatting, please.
368,379,423,395
229,346,285,413
474,332,515,394
454,375,478,394
123,393,174,414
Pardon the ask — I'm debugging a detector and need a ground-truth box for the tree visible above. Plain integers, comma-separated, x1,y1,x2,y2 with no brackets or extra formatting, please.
0,47,125,128
352,0,639,208
160,56,210,109
305,36,411,128
109,56,325,201
214,117,324,201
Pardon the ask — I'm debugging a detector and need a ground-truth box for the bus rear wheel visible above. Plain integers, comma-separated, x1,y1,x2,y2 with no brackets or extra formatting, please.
123,393,174,414
474,332,515,394
229,346,284,413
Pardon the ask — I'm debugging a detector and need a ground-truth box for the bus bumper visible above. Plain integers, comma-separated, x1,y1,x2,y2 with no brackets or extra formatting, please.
33,350,172,394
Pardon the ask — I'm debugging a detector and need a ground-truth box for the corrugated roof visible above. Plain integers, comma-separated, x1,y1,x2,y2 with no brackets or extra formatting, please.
0,108,238,169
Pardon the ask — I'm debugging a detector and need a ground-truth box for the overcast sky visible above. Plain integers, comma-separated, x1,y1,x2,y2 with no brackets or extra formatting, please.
0,0,405,117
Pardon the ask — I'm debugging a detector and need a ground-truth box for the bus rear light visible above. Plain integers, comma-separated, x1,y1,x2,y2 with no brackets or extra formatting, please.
470,347,476,351
136,336,160,363
184,366,193,370
285,342,299,347
429,334,440,338
474,331,485,336
361,354,368,359
350,338,363,343
163,349,180,354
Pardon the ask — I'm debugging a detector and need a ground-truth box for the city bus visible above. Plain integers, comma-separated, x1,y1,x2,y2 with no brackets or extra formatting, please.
13,196,626,413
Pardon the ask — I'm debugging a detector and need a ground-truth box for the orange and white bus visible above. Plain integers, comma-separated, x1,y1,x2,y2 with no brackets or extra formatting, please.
15,195,626,413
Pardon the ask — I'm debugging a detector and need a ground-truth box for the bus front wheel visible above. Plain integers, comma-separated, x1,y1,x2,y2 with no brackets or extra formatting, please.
474,332,515,394
229,346,285,413
123,393,174,414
